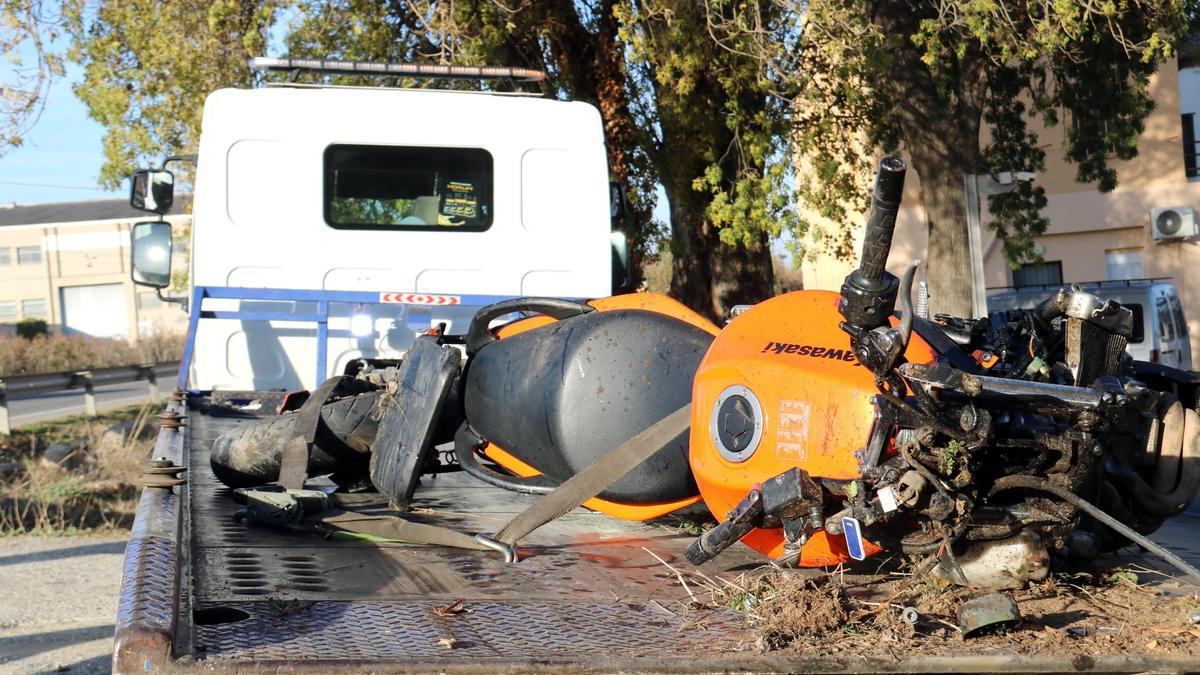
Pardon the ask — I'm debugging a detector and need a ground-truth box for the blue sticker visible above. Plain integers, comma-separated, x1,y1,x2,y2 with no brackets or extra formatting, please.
842,516,866,561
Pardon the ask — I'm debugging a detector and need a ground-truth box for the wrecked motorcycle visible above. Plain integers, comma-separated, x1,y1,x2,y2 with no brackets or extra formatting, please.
212,157,1200,589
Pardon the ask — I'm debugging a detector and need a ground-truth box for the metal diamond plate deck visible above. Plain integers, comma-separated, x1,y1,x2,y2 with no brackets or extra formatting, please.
192,600,745,661
182,401,760,667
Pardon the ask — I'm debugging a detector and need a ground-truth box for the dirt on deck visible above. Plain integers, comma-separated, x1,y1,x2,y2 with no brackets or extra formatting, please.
703,564,1200,659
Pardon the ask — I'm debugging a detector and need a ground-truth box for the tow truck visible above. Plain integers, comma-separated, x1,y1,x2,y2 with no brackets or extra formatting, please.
112,60,1200,673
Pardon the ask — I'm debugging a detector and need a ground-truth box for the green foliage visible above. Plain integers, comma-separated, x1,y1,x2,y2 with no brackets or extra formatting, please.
939,440,965,475
329,198,416,225
64,0,280,186
617,1,798,249
792,0,1192,271
15,317,47,340
60,1,788,313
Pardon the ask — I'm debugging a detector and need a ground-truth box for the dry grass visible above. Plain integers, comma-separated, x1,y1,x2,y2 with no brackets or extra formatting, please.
0,330,184,377
0,404,160,534
643,548,1200,657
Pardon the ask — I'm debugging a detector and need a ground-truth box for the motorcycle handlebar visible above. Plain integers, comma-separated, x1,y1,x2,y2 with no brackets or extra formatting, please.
857,157,907,282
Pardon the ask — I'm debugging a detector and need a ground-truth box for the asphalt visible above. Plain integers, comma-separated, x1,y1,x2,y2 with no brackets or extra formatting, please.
0,535,128,674
7,381,164,427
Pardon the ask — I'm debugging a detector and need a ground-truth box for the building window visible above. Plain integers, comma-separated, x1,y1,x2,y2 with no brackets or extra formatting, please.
1183,113,1198,179
0,301,14,320
21,298,46,319
16,246,42,265
1012,261,1063,288
0,248,11,266
1105,249,1144,281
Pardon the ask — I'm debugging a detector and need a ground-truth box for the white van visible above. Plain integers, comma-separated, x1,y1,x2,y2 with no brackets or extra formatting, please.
988,280,1192,370
129,62,630,392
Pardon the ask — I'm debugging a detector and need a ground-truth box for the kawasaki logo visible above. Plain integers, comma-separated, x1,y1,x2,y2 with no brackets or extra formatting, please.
762,341,858,363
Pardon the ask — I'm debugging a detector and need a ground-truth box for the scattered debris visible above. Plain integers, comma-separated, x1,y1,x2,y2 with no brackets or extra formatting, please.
958,592,1022,638
1066,626,1120,637
432,599,468,618
752,575,852,648
650,545,1200,658
0,461,22,480
41,442,79,468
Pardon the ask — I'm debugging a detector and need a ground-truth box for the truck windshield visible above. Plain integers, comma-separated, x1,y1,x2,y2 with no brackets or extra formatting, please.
324,144,493,230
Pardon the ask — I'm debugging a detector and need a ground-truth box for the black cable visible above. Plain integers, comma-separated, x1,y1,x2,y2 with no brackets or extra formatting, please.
990,474,1200,586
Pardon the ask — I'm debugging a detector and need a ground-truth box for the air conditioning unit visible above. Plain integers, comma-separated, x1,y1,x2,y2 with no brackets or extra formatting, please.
1150,206,1198,242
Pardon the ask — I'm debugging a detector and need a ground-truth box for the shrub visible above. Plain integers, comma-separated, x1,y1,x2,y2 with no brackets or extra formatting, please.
16,318,48,340
0,331,185,377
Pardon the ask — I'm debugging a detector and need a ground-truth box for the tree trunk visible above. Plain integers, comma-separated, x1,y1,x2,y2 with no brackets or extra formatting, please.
911,160,974,318
876,4,987,319
665,177,774,321
539,0,650,288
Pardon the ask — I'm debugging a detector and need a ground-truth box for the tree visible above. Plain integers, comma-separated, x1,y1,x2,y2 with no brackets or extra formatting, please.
64,1,793,319
64,0,279,186
789,0,1191,317
0,0,65,154
618,1,793,316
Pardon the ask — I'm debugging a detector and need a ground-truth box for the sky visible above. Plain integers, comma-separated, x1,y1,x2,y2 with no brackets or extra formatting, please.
0,59,121,206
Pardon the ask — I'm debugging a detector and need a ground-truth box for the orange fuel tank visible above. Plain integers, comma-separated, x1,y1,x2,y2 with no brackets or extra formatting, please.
689,290,937,565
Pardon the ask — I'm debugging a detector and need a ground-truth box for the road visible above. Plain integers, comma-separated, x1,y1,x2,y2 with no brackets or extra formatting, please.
8,380,165,427
0,535,127,674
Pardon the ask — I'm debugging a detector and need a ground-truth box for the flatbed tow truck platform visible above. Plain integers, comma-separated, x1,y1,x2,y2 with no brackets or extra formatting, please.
112,391,1200,673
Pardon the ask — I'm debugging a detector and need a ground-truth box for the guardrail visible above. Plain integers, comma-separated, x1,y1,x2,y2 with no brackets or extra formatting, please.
0,361,179,434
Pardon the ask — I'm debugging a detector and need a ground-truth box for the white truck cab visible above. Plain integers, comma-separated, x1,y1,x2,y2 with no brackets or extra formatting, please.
988,280,1193,371
128,61,630,391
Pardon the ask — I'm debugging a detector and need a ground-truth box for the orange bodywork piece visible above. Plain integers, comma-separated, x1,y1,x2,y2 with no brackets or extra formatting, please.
480,292,717,521
689,290,937,565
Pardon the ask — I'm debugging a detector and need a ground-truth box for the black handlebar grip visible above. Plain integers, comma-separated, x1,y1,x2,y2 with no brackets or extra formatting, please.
857,157,907,282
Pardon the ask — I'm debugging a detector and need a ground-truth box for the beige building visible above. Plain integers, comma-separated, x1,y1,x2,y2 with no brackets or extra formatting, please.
0,199,190,340
801,57,1200,358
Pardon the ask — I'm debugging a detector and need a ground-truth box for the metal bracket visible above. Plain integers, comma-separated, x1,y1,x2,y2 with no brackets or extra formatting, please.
474,534,518,563
138,460,187,489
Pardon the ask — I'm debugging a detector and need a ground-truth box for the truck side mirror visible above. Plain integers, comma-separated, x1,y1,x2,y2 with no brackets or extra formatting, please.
609,181,628,220
611,231,634,294
130,169,175,215
131,221,173,289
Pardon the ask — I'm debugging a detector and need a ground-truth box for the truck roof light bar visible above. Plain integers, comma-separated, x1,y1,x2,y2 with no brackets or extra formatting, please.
248,57,547,82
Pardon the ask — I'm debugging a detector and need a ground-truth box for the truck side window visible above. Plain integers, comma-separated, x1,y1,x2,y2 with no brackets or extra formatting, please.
1126,303,1145,344
324,144,493,231
1156,296,1174,341
1169,294,1189,336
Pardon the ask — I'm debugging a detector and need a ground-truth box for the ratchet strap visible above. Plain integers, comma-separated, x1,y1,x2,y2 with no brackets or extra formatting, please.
277,376,348,490
300,403,693,561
